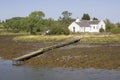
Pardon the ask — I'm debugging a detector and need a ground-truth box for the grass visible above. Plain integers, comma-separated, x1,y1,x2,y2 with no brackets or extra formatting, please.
13,35,73,42
0,31,29,36
75,33,120,43
81,35,120,43
13,34,120,43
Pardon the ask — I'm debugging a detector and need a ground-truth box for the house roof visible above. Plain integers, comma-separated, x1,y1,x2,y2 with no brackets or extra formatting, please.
75,20,100,27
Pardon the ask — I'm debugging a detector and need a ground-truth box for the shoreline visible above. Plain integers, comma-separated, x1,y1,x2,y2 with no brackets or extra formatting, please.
0,35,120,69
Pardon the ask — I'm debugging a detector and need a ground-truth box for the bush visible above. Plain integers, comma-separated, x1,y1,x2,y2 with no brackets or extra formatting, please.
49,26,70,35
110,28,120,34
99,28,105,32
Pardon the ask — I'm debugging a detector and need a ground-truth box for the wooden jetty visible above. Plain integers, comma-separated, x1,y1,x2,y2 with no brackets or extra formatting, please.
12,38,80,65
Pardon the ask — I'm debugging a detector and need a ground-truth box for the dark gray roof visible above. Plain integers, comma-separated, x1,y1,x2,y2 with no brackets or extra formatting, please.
89,20,100,24
75,20,100,27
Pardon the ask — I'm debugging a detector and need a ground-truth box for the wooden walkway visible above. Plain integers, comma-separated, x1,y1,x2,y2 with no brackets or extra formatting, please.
12,38,80,64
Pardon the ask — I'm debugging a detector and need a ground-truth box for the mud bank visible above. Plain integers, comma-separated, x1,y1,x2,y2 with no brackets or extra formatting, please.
0,35,120,69
0,35,57,59
24,43,120,69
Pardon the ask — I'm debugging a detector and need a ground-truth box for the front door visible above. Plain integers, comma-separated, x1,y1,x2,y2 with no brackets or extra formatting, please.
73,27,75,32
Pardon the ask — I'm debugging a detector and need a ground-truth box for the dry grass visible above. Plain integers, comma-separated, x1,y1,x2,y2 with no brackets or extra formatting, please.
13,34,120,43
76,34,120,43
13,35,73,42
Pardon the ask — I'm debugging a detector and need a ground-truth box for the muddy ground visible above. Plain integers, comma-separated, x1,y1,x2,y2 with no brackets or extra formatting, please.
0,35,57,59
0,35,120,69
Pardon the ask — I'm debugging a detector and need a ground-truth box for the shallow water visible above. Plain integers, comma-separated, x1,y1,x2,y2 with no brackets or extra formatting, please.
0,59,120,80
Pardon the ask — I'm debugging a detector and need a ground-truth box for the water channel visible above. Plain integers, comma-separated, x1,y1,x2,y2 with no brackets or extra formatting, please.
0,58,120,80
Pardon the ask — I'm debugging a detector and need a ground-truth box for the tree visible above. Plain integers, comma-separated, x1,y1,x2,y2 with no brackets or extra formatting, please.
110,28,120,34
105,19,115,32
29,11,45,20
28,11,45,34
58,11,74,26
4,17,24,32
61,11,72,19
93,17,98,20
82,13,90,20
116,22,120,28
49,25,70,35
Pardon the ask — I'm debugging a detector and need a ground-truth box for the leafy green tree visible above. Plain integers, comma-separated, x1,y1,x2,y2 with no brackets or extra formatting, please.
58,11,74,26
28,11,45,34
49,25,70,35
3,10,72,35
116,22,120,28
110,28,120,34
61,11,72,19
29,11,45,20
0,20,1,24
4,17,24,32
82,13,90,20
105,19,115,32
93,17,98,20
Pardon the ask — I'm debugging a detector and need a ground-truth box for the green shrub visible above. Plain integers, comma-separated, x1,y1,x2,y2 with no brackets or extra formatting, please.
49,26,70,35
111,28,120,34
99,28,105,32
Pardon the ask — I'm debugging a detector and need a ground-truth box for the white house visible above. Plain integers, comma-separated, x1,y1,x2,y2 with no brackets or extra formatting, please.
68,19,106,33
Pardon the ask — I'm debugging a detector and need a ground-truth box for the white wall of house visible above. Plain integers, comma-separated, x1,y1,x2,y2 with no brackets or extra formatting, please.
68,20,106,33
90,25,99,32
68,22,81,32
85,27,91,32
98,20,106,30
80,27,85,32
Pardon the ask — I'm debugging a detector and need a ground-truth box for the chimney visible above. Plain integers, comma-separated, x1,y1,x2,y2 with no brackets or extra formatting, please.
75,18,80,22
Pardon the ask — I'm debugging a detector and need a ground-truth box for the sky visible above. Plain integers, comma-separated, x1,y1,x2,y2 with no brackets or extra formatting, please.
0,0,120,23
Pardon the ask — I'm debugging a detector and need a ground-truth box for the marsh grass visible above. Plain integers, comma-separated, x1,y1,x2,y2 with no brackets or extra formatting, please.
13,35,73,42
80,34,120,43
0,31,29,36
13,34,120,43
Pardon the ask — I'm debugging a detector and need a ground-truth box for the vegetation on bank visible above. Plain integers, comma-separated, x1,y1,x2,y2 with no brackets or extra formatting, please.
13,35,73,42
80,34,120,43
13,34,120,43
0,11,120,35
0,32,29,36
0,11,73,35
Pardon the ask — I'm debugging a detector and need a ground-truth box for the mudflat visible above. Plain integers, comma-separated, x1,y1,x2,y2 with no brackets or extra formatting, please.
0,35,120,69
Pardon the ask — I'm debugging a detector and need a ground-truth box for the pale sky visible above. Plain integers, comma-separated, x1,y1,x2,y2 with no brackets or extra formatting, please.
0,0,120,23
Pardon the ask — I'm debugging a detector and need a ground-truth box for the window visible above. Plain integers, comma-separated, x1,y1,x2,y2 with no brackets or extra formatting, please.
101,25,103,27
